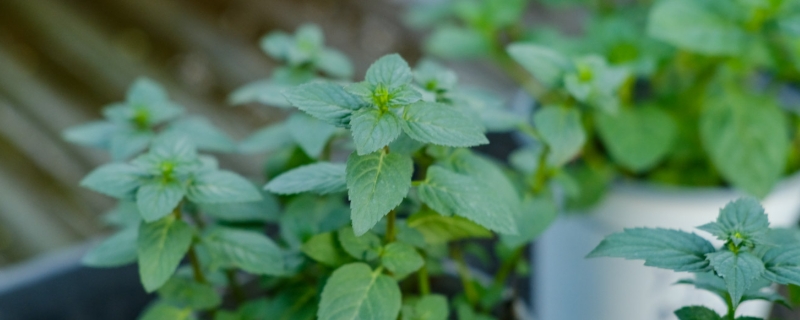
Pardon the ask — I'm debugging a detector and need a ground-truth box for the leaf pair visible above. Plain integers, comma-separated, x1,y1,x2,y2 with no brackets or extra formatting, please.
508,44,629,113
284,54,489,156
65,78,235,159
81,134,261,222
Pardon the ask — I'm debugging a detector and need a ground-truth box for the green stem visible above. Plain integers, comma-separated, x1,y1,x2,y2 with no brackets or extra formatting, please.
172,203,207,284
492,246,524,288
724,294,735,320
187,245,208,284
532,145,551,195
418,262,430,296
385,210,397,243
451,244,480,308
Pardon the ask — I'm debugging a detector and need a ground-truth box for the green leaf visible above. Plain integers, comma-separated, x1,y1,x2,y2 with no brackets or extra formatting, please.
563,56,627,113
587,228,715,272
707,251,765,308
338,227,382,261
280,195,350,249
425,25,491,60
158,276,222,310
596,106,676,172
407,210,492,244
457,89,522,132
533,107,586,166
103,201,142,228
80,163,145,198
167,117,237,153
252,287,318,320
318,263,402,320
284,82,364,127
186,171,261,204
137,180,185,222
238,123,294,154
417,166,516,234
697,198,770,246
288,24,324,65
317,49,354,79
507,43,572,87
395,221,428,248
346,151,413,235
677,272,728,300
647,0,745,56
674,306,722,320
202,227,285,276
700,93,789,197
110,130,154,161
761,244,800,285
265,162,347,195
140,301,196,320
413,59,458,92
509,145,542,175
401,295,449,320
388,133,426,156
365,54,413,90
442,150,522,223
350,108,403,155
287,113,338,158
229,79,293,107
197,190,280,222
261,31,293,60
137,215,194,292
381,242,424,279
301,232,349,267
63,121,116,148
82,226,139,267
564,163,614,210
401,102,488,147
501,196,559,248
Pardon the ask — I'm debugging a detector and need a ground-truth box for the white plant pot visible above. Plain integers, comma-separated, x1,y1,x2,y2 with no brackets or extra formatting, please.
532,172,800,320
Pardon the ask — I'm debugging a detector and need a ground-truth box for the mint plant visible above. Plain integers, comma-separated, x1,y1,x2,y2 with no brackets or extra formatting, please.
231,24,355,163
267,53,526,319
63,78,236,160
590,198,800,319
408,0,800,203
66,22,567,316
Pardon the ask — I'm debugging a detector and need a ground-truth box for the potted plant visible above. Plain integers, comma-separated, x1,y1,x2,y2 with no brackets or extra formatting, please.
406,0,800,318
64,23,570,320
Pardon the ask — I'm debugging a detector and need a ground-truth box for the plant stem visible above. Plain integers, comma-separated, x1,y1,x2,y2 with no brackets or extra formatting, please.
452,244,480,308
418,262,430,296
531,146,551,195
385,210,397,243
173,203,208,284
724,295,735,320
492,246,524,288
187,245,208,284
